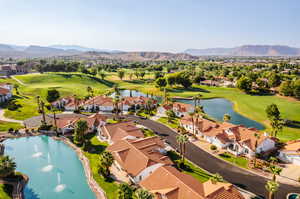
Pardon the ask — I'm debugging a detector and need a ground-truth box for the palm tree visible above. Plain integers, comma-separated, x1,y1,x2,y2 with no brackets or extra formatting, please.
223,114,231,122
113,96,121,119
176,134,189,164
74,120,88,145
265,180,279,199
253,132,261,167
0,155,16,177
135,188,153,199
192,94,202,107
117,70,125,80
268,165,282,181
99,151,114,177
117,183,133,199
40,100,46,125
73,94,79,112
210,173,224,184
87,86,95,111
51,106,58,133
99,71,106,80
36,96,41,112
188,112,195,134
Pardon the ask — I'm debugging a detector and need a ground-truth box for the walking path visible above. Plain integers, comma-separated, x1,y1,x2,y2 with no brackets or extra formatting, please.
11,76,26,86
0,109,23,124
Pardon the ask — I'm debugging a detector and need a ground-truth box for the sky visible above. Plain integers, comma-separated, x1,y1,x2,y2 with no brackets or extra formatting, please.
0,0,299,52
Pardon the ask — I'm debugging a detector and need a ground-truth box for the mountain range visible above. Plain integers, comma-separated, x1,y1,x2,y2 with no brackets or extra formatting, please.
184,45,300,56
0,44,299,60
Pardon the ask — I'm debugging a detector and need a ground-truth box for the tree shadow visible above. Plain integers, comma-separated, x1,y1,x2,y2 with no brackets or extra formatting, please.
168,87,210,93
24,187,41,199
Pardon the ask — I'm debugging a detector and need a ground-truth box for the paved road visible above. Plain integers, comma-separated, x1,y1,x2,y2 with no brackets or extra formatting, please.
126,115,300,199
11,75,26,86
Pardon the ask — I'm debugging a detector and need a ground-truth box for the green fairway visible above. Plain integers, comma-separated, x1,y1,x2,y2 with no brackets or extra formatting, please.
3,73,113,120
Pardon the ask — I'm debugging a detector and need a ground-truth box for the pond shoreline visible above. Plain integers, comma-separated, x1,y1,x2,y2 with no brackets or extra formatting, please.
55,136,107,199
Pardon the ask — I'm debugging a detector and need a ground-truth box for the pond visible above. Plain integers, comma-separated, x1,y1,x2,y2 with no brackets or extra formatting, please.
176,98,265,130
111,90,265,130
4,136,96,199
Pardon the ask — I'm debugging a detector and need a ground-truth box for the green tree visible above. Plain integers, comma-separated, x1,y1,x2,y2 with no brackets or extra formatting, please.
135,189,153,199
117,70,125,80
87,86,95,111
155,77,167,89
98,151,114,178
166,110,175,123
140,71,146,79
99,71,106,80
14,84,20,95
236,76,252,93
154,71,163,79
268,73,281,87
293,79,300,98
176,134,189,164
223,114,231,122
46,89,60,103
210,173,224,184
268,165,282,181
265,180,279,199
0,155,16,177
279,81,294,96
117,183,133,199
266,104,283,137
74,120,88,145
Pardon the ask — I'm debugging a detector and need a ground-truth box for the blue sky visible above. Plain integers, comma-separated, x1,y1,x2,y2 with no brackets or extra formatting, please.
0,0,299,52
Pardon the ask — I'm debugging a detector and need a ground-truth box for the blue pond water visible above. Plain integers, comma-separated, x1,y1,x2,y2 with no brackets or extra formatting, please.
111,89,265,130
176,98,265,130
4,136,96,199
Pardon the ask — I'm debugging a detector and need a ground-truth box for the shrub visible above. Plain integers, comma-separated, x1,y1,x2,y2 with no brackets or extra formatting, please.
7,101,19,111
210,145,217,150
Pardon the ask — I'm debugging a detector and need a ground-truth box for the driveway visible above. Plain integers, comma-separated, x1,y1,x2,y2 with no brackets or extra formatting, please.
125,115,300,199
281,164,300,182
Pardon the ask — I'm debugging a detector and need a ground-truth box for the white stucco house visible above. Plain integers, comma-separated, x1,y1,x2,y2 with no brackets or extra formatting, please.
278,140,300,165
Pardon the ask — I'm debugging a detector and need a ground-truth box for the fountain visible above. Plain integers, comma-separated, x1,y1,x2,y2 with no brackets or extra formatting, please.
55,172,66,192
32,144,43,158
41,152,54,172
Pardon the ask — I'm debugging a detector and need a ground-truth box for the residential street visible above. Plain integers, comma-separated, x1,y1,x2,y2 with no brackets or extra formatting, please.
126,115,300,199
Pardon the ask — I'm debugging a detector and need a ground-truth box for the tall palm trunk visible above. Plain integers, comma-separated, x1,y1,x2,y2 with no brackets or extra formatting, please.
269,192,274,199
41,101,46,124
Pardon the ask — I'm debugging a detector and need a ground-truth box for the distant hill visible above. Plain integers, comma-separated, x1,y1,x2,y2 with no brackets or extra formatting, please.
80,51,198,61
49,44,123,53
184,45,300,56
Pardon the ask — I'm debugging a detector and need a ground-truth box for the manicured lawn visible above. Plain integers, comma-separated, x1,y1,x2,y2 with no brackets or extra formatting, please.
157,117,179,129
167,151,211,183
141,128,155,137
218,152,249,169
0,121,23,132
0,184,13,199
82,135,118,199
4,73,113,120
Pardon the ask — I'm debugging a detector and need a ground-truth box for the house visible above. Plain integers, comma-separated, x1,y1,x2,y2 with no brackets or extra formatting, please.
0,64,28,76
157,102,194,117
200,80,220,87
140,165,245,199
98,121,145,144
278,140,300,165
180,116,276,157
122,96,158,111
107,136,172,183
83,96,114,112
54,113,107,134
52,96,84,111
0,83,13,103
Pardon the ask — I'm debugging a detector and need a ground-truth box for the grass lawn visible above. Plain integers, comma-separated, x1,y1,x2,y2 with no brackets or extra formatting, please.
167,151,211,183
218,152,249,169
0,184,13,199
0,121,23,132
141,128,155,137
157,117,179,129
3,73,113,120
82,135,118,199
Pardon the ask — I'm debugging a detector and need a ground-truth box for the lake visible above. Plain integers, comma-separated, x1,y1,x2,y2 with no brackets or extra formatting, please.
4,136,96,199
